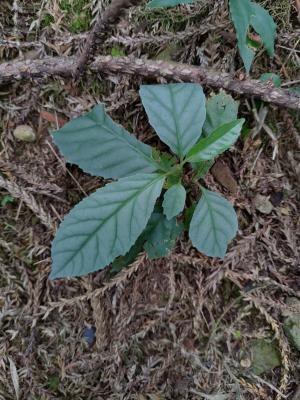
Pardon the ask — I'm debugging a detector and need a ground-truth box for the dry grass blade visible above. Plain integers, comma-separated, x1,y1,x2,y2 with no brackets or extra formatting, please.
0,174,55,231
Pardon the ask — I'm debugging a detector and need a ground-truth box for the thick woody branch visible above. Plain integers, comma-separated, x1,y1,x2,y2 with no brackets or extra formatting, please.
0,56,299,111
74,0,144,78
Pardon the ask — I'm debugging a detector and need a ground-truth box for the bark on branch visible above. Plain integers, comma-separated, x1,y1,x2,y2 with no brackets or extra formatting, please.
0,55,299,111
74,0,144,78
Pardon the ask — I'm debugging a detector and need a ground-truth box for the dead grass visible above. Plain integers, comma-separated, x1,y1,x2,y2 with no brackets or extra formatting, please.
0,0,300,399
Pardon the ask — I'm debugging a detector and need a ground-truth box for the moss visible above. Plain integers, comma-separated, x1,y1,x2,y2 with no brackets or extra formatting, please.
41,13,55,27
60,0,92,33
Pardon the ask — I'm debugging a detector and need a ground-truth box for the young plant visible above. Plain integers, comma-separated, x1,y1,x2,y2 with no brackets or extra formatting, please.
50,84,244,279
145,0,276,74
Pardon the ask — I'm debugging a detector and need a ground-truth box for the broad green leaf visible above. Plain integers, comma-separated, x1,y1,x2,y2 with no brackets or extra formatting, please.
144,213,183,259
229,0,276,73
147,0,194,8
50,173,165,278
250,3,276,57
52,104,159,179
189,187,238,258
140,83,206,157
187,119,244,162
191,159,215,179
203,92,239,137
163,183,186,220
259,73,281,88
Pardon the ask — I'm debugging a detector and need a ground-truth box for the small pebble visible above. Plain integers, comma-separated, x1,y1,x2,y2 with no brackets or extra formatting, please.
253,194,273,214
83,326,96,346
13,125,36,142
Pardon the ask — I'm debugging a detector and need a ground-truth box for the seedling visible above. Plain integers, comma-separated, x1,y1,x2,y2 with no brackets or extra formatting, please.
50,84,244,279
146,0,276,74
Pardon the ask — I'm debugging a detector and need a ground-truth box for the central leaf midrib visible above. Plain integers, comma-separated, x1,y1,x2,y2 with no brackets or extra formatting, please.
201,189,222,255
59,175,164,270
169,87,183,157
62,115,159,171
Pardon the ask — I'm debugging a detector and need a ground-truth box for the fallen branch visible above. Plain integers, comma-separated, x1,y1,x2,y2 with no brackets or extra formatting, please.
0,56,299,110
74,0,144,78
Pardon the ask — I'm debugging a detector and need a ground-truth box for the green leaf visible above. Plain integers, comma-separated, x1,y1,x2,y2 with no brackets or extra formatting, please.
50,173,165,278
229,0,276,73
189,187,238,258
144,213,183,259
187,119,244,162
110,236,144,275
52,104,159,179
289,86,300,97
283,298,300,352
249,339,281,375
259,73,281,87
163,183,186,220
147,0,195,8
111,46,125,57
1,195,15,207
191,159,215,179
152,149,177,172
203,92,239,137
140,83,206,157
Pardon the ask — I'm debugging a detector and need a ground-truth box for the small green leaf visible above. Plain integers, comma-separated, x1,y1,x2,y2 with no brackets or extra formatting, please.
203,92,239,137
259,73,281,87
52,104,159,179
189,187,238,258
163,183,186,220
289,87,300,97
111,46,125,57
111,236,144,275
283,298,300,352
249,339,281,375
187,119,244,162
51,173,165,278
191,159,215,179
140,83,206,157
147,0,195,8
1,195,15,207
152,149,177,172
184,204,196,229
229,0,276,73
144,213,183,259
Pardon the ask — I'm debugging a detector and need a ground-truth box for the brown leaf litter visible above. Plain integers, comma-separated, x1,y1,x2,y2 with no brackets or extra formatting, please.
0,0,299,398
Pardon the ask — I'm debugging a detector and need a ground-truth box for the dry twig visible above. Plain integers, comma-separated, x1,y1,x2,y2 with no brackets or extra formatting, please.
1,56,299,110
74,0,144,77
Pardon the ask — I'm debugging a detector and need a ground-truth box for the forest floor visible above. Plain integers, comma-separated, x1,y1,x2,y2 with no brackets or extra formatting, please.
0,0,299,399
